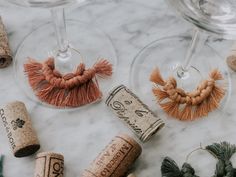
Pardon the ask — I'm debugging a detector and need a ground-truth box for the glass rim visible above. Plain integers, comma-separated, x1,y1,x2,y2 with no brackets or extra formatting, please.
6,0,88,8
167,0,236,40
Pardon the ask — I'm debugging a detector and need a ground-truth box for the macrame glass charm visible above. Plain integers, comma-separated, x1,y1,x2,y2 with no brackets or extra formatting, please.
7,1,117,109
129,0,232,120
150,68,225,121
24,58,112,108
161,142,236,177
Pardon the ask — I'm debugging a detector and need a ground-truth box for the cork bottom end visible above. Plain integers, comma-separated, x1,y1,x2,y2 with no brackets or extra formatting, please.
141,122,165,142
14,144,40,158
227,56,236,71
0,57,6,64
0,56,12,68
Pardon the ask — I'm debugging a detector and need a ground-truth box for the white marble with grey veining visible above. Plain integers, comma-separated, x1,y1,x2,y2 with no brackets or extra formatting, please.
0,0,236,177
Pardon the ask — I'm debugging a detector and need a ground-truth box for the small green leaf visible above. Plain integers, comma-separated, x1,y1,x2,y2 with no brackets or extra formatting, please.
215,160,225,176
182,163,195,175
0,155,4,177
161,157,182,177
206,142,236,161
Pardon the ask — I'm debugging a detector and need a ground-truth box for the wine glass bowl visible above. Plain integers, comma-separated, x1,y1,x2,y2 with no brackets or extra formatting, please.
130,36,231,108
167,0,236,39
7,0,86,8
14,20,117,109
129,0,233,120
9,0,117,109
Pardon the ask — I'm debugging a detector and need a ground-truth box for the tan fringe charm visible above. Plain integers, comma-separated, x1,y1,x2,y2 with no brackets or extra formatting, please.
150,68,225,121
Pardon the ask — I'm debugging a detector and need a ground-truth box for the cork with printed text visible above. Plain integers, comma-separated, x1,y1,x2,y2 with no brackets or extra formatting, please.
0,17,12,68
34,152,64,177
0,101,40,157
106,85,165,142
81,134,142,177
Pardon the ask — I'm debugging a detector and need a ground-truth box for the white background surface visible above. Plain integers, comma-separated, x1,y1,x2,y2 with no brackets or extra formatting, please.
0,0,236,176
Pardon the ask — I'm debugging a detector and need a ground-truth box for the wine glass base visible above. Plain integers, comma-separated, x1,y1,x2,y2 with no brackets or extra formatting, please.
14,20,117,109
173,66,202,92
129,36,231,118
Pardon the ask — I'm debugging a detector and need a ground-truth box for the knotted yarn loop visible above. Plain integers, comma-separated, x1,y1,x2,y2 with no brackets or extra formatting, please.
42,59,98,89
150,67,225,120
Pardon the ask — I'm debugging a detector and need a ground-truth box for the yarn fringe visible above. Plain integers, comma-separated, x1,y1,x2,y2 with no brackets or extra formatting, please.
150,67,166,86
24,58,113,108
150,68,225,121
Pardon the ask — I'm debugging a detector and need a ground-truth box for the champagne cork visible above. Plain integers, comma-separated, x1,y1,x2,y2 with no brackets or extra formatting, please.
0,17,12,68
81,134,142,177
106,85,165,142
0,101,40,157
34,152,64,177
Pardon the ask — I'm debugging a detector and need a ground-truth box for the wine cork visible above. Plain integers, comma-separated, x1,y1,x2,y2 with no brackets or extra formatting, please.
0,17,12,68
106,85,165,142
0,101,40,157
227,50,236,72
34,152,64,177
81,134,142,177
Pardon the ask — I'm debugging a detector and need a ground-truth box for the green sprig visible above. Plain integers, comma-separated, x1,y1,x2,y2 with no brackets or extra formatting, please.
161,157,199,177
161,157,182,177
206,142,236,177
161,142,236,177
0,155,3,177
206,142,236,160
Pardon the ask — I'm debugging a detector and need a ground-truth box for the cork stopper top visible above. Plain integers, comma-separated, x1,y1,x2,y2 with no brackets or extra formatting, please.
36,152,64,160
0,16,12,68
15,145,40,158
105,85,125,104
2,101,25,109
127,173,136,177
142,123,165,142
227,56,236,71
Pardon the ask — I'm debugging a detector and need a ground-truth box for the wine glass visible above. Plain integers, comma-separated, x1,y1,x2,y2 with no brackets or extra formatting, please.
129,0,234,119
8,0,117,109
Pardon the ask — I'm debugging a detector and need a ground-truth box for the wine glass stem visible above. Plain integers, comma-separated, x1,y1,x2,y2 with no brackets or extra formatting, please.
51,8,72,74
177,29,201,79
51,8,69,52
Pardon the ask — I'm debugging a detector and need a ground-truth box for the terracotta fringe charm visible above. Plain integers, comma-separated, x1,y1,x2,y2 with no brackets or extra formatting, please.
24,58,113,108
150,68,225,121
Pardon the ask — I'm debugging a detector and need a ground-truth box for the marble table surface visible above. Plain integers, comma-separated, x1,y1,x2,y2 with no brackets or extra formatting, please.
0,0,236,176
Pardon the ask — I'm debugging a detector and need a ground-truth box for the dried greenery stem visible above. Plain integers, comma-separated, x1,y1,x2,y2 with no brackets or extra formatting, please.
186,146,204,162
0,155,3,177
186,144,219,162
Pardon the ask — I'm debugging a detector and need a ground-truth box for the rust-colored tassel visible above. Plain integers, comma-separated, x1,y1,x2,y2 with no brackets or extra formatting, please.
160,101,180,118
193,101,209,119
150,68,225,121
24,57,112,108
93,59,113,77
150,67,166,86
152,88,169,102
180,105,193,121
209,69,223,80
